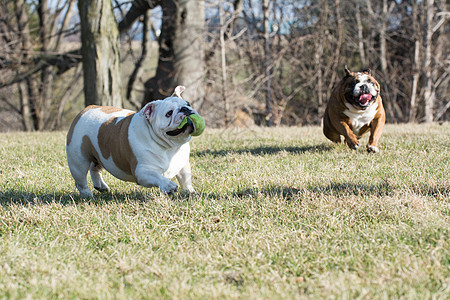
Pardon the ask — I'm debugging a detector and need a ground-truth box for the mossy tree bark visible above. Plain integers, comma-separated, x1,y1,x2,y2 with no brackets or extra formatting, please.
143,0,205,107
78,0,122,107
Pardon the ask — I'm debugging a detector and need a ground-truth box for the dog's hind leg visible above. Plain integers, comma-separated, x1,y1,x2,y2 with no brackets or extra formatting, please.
323,111,342,143
90,162,110,193
67,154,93,198
323,127,341,144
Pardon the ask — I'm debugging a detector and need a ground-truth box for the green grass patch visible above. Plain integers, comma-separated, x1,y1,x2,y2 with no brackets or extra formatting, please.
0,124,449,298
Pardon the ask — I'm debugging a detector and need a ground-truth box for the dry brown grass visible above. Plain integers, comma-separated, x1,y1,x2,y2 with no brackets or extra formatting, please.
0,124,448,298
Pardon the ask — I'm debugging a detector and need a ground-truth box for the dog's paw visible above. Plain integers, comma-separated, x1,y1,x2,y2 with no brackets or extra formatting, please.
346,138,359,150
183,186,196,193
94,186,110,193
79,190,93,198
160,180,178,194
76,184,93,198
366,145,379,153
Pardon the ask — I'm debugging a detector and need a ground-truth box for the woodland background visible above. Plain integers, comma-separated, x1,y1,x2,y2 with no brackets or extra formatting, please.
0,0,448,132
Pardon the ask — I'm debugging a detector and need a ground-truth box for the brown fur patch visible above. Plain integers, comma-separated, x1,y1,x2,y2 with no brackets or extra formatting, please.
81,135,101,167
67,106,135,146
357,123,371,138
100,106,126,114
97,114,138,179
67,106,98,146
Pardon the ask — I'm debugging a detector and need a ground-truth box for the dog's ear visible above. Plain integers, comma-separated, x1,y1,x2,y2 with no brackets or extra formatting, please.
171,85,186,99
143,102,157,120
344,65,352,77
361,68,372,75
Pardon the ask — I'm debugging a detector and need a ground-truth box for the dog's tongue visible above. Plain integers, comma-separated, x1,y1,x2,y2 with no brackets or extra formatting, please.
359,94,372,104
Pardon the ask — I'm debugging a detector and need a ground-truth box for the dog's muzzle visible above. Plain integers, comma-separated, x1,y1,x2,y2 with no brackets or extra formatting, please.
350,84,377,109
179,106,194,116
166,106,195,136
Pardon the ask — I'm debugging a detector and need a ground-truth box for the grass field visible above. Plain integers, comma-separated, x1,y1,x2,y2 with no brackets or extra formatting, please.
0,124,448,299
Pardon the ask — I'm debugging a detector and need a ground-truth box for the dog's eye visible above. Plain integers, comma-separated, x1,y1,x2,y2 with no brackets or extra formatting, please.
186,102,191,107
166,110,173,117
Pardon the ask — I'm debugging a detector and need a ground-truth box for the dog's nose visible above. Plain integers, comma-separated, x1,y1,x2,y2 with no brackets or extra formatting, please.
180,106,193,115
360,84,370,94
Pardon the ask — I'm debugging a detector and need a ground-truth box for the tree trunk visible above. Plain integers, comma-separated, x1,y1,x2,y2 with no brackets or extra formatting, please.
377,0,397,121
263,0,276,126
423,0,435,123
380,0,388,75
37,0,55,130
78,0,122,107
144,0,205,107
409,2,420,123
219,1,229,126
14,0,40,131
356,3,366,67
314,2,325,120
432,3,448,121
409,40,420,123
324,0,342,107
17,82,32,131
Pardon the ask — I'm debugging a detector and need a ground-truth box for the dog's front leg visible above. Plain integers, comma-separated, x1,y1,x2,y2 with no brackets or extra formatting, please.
367,116,385,153
176,162,195,193
135,166,178,194
337,121,360,150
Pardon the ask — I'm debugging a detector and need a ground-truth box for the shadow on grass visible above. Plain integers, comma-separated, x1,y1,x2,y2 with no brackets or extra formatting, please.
229,181,448,200
1,181,446,207
194,143,333,158
229,181,394,200
0,189,157,207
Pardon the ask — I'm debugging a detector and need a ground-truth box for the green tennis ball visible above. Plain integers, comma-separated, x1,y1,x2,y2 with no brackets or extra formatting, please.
178,115,205,136
178,116,190,129
189,114,205,136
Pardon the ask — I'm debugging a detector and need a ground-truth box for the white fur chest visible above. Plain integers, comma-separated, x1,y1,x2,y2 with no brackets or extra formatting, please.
344,102,378,137
163,143,191,178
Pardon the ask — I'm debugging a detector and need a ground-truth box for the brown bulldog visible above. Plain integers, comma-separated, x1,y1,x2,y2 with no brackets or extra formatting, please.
323,66,386,153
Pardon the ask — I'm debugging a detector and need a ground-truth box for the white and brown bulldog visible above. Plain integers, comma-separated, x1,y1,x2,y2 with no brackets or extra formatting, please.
323,66,386,153
66,86,199,197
